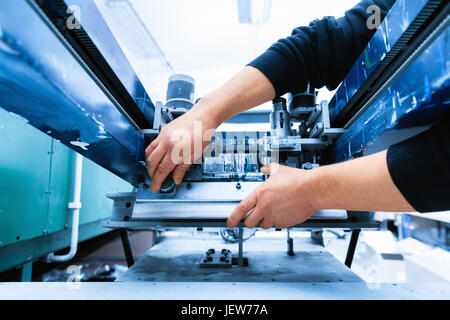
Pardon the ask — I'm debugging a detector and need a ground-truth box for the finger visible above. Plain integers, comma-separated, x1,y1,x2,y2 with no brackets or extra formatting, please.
243,206,264,229
260,163,280,175
145,138,159,159
150,153,177,192
227,191,257,228
147,144,166,178
173,163,191,185
259,218,274,230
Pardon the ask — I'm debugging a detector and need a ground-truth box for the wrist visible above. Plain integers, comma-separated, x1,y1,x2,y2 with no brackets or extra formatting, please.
303,165,334,211
191,95,225,129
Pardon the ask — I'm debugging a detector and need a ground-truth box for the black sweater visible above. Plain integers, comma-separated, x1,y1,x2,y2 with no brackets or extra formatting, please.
248,0,450,212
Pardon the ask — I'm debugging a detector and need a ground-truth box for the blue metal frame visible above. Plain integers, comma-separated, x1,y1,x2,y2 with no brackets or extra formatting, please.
63,0,156,124
331,25,450,162
328,0,430,122
0,0,147,186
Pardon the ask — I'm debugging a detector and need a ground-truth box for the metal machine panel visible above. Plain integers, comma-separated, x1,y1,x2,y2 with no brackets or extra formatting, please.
0,108,53,245
0,0,147,186
0,106,130,249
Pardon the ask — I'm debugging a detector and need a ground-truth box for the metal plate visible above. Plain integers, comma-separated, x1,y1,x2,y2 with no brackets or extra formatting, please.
108,181,349,221
116,234,363,283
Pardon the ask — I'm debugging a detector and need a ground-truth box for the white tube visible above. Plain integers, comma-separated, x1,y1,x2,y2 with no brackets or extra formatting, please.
46,152,83,262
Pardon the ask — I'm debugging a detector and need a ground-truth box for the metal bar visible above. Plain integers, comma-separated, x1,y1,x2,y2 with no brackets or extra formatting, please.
238,226,244,267
287,229,295,256
103,220,380,230
120,230,135,268
20,262,33,282
344,229,361,268
2,282,450,300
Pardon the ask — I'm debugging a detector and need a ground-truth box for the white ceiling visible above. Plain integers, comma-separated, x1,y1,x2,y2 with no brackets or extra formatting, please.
97,0,359,106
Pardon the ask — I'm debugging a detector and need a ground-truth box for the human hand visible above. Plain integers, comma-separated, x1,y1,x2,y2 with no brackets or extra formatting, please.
145,101,219,192
227,164,319,229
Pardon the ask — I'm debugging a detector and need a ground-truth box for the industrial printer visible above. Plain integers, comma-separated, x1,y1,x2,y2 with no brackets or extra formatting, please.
0,0,449,294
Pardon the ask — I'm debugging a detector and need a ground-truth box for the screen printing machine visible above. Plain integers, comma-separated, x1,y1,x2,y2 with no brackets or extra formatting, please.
0,0,449,299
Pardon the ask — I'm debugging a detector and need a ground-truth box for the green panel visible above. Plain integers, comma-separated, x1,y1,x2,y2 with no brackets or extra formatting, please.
46,139,72,234
0,220,109,273
79,157,131,225
0,106,132,268
0,107,52,245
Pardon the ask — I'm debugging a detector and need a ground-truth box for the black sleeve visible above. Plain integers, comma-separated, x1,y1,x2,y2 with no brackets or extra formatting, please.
387,115,450,213
248,0,396,96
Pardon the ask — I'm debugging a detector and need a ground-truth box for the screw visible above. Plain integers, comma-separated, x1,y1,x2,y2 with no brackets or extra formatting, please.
236,183,241,190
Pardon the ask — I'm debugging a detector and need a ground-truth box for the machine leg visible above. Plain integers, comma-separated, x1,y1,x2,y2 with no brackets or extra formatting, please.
238,226,244,267
344,229,361,268
20,261,33,282
120,230,135,268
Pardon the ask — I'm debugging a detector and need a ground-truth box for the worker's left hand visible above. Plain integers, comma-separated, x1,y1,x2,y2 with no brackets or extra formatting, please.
227,163,319,229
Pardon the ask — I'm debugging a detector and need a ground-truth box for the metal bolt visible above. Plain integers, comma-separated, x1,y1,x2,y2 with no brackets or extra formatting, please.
236,183,241,190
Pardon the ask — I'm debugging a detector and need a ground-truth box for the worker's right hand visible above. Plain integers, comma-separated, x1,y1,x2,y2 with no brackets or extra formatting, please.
145,100,220,192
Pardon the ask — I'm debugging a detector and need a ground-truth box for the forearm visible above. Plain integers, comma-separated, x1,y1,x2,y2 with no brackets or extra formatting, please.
191,66,275,127
310,150,415,212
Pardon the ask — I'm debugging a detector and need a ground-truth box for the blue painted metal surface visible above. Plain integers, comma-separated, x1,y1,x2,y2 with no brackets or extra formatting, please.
329,0,433,122
63,0,156,124
332,26,450,162
0,0,147,186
